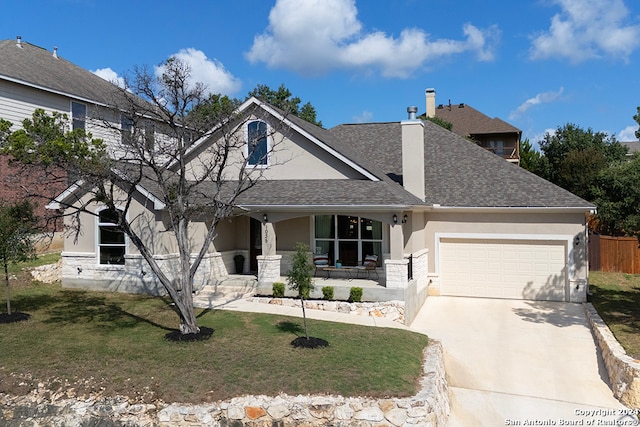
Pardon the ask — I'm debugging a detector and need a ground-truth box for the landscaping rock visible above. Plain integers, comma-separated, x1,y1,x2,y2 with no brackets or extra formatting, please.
0,342,449,426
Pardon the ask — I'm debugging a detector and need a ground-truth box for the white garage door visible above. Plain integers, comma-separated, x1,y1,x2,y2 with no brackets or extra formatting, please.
440,238,568,301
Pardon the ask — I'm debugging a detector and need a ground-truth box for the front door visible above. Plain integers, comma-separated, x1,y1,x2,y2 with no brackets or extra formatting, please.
249,218,261,273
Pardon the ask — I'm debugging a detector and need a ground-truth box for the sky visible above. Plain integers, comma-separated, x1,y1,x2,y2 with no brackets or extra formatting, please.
3,0,640,146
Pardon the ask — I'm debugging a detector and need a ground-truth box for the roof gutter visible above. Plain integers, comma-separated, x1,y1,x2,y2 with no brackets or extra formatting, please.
426,205,596,214
0,74,110,108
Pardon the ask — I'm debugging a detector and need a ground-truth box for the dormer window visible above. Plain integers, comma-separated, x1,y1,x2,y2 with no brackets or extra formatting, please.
247,120,268,166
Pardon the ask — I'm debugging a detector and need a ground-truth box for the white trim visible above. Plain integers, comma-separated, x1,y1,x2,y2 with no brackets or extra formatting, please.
245,118,270,168
46,180,85,209
0,74,112,108
429,206,594,214
96,206,128,267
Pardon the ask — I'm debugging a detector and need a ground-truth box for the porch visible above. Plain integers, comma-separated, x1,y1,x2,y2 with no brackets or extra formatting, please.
193,272,404,307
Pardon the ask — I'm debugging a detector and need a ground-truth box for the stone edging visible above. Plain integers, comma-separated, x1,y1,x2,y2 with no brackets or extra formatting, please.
248,296,406,324
584,303,640,408
0,341,449,426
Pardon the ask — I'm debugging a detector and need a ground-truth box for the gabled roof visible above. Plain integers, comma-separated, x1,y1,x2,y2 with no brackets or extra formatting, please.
0,38,124,106
621,141,640,156
330,120,592,209
433,102,521,138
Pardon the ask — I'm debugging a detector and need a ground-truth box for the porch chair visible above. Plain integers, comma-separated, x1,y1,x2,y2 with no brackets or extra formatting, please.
355,254,379,279
313,253,329,276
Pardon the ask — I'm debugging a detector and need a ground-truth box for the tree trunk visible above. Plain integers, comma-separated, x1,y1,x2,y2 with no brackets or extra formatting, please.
300,296,309,340
4,258,11,315
176,217,200,335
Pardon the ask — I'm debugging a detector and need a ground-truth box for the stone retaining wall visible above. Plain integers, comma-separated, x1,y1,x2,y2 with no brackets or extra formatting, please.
249,296,406,324
585,303,640,408
0,341,449,426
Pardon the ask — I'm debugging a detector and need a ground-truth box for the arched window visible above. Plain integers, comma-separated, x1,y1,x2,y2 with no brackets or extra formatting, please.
247,120,268,166
98,208,126,265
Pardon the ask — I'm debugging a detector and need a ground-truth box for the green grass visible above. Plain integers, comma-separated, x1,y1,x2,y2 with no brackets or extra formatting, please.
589,271,640,359
0,267,428,404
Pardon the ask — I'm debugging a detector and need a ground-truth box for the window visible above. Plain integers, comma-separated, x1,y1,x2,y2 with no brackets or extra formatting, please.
247,120,268,166
144,120,155,151
314,215,382,266
98,209,126,265
120,114,134,145
71,102,86,130
488,140,505,157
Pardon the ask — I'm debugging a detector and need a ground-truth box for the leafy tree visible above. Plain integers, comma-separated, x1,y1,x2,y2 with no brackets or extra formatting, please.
537,124,627,201
425,116,453,131
0,200,38,315
2,58,288,336
592,155,640,237
287,242,315,340
519,138,549,177
634,106,640,140
248,84,323,127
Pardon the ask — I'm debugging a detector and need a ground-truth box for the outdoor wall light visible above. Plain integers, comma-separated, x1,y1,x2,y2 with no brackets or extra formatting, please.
574,235,581,246
393,214,398,224
402,214,408,224
263,213,268,223
77,267,82,274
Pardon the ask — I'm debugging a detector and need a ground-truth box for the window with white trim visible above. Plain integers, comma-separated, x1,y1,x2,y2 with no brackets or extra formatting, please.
314,215,382,266
120,114,134,145
98,209,126,265
71,102,86,130
247,120,268,166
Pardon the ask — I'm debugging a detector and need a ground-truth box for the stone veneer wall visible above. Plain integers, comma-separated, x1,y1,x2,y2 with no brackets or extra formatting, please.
585,303,640,408
250,296,406,324
0,341,449,426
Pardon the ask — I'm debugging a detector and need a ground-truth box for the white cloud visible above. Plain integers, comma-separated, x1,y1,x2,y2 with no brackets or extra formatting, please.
528,128,557,146
352,111,373,123
509,87,564,120
618,125,639,141
530,0,640,63
157,48,242,96
93,67,125,88
246,0,499,78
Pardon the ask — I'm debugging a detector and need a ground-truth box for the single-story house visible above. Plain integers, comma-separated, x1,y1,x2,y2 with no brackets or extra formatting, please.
50,97,594,309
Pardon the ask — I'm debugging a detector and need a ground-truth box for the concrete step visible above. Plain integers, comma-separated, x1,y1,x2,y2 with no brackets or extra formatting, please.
193,275,258,308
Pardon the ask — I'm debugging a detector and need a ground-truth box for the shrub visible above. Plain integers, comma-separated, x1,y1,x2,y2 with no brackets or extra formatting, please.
273,282,285,298
321,286,334,300
349,287,363,302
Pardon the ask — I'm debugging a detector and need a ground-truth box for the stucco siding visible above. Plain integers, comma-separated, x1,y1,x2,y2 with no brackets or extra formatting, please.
185,116,367,182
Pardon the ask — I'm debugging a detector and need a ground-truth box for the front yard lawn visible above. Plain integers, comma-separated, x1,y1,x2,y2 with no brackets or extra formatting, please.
0,272,428,404
589,271,640,359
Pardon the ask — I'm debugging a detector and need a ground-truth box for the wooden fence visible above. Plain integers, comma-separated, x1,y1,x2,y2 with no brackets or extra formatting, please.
589,234,640,274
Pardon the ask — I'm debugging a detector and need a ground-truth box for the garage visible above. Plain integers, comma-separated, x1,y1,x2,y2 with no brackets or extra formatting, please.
439,237,568,301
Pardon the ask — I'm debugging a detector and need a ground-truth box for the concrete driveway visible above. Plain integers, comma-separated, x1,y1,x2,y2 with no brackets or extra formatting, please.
410,297,632,426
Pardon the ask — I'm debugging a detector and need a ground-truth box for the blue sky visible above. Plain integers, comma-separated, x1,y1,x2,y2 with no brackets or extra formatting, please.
4,0,640,145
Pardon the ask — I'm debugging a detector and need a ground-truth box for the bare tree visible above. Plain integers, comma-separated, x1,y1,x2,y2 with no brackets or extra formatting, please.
2,58,289,335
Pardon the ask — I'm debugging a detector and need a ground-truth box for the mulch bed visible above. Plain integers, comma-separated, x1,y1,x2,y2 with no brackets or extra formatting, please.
165,326,214,342
291,336,329,348
0,312,30,324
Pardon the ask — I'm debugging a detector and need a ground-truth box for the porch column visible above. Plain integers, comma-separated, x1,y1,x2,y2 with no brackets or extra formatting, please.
257,221,280,285
386,222,409,289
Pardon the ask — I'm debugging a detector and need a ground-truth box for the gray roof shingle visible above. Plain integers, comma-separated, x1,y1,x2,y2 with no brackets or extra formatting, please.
330,120,593,208
0,39,125,106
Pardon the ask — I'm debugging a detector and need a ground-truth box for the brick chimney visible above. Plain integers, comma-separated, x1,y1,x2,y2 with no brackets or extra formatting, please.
425,88,436,118
401,106,425,201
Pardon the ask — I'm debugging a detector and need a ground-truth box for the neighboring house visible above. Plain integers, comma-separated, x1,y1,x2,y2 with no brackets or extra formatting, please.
50,97,594,314
621,141,640,158
0,37,164,238
424,88,522,164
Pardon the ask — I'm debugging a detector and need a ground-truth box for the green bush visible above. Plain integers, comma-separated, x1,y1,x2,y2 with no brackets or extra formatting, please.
321,286,334,300
273,282,285,298
349,287,363,302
